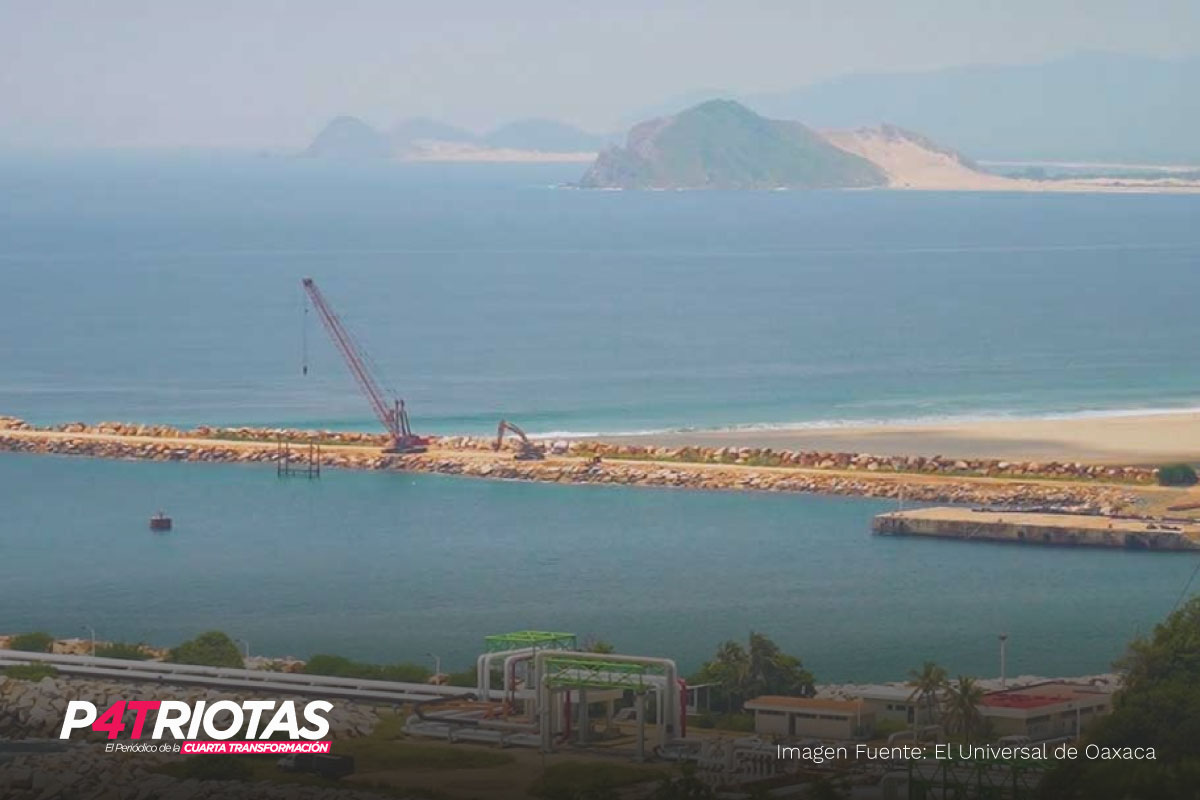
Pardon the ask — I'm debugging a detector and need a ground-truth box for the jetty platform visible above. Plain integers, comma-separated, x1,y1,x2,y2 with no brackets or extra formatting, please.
872,506,1200,551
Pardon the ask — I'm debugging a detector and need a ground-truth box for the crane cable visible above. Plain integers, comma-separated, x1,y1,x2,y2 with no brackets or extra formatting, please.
301,289,309,376
1173,556,1200,611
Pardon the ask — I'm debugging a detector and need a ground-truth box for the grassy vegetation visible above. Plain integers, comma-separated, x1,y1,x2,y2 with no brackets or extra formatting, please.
8,631,54,652
2,663,59,681
154,712,511,797
95,642,151,660
166,631,244,668
528,761,665,799
444,666,478,687
158,756,447,798
303,654,431,683
1158,463,1198,487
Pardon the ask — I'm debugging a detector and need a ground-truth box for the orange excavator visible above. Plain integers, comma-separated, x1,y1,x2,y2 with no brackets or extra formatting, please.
494,420,545,461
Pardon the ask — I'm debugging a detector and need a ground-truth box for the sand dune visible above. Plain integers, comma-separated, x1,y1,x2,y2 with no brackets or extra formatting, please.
824,125,1200,193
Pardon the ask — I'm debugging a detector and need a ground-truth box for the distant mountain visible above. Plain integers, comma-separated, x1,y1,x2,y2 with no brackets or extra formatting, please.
580,99,886,189
740,52,1200,164
303,116,391,159
390,117,475,147
305,115,609,160
482,119,610,152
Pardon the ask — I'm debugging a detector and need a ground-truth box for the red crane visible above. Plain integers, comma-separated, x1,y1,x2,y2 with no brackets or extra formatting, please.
301,277,426,453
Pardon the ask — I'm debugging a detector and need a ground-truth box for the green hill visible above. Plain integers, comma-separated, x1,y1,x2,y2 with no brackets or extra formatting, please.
580,100,885,189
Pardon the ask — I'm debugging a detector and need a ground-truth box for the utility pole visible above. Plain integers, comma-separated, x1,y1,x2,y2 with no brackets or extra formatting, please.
998,633,1009,688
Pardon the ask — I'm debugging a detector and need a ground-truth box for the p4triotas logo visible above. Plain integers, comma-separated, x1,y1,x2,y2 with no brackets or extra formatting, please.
60,699,334,754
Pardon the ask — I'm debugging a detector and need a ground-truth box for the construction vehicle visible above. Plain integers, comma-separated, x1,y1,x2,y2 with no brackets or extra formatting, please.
494,419,545,461
301,278,427,454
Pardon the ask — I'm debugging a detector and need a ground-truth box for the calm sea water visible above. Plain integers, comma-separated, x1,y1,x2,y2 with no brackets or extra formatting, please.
1,452,1194,681
2,153,1200,435
2,154,1200,679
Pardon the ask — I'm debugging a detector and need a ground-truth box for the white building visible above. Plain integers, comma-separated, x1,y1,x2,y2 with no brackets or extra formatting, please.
852,684,935,728
744,696,873,740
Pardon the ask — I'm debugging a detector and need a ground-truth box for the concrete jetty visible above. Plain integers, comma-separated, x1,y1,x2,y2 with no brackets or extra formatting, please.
873,506,1200,551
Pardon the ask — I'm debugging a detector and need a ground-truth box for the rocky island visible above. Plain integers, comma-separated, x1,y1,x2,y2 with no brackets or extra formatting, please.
580,99,1200,193
579,99,886,190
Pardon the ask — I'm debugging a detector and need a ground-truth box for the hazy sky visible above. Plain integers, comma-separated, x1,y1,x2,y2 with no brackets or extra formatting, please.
2,0,1197,149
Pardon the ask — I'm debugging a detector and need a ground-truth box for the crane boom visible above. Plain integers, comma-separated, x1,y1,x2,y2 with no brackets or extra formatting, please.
301,278,425,453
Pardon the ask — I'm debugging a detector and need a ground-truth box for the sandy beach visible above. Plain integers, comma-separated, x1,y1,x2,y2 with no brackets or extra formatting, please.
823,128,1200,194
620,411,1200,465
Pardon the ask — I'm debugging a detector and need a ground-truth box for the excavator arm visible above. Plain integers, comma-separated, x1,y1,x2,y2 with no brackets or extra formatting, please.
494,419,545,460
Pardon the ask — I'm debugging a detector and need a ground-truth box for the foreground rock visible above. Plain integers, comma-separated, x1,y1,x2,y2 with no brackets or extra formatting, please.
0,748,404,800
0,675,381,741
0,674,393,799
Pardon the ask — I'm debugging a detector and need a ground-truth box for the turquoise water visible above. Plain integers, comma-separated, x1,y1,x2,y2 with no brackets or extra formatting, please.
1,452,1195,680
3,155,1200,679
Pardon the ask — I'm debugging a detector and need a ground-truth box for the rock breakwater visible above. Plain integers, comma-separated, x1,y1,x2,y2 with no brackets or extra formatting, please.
406,452,1133,511
0,416,1142,511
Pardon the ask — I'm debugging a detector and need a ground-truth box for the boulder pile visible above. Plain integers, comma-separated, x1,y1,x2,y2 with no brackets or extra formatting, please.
0,417,1145,511
406,454,1133,512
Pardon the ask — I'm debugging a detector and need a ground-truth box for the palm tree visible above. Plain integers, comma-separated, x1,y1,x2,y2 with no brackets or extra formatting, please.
719,640,753,710
697,640,750,712
695,633,814,712
747,632,815,698
942,676,985,742
582,637,615,654
906,661,948,727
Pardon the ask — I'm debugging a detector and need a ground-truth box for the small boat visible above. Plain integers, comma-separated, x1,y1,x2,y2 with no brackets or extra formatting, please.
149,512,172,532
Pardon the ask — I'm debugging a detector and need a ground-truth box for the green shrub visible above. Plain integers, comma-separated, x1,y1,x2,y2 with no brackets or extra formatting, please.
1157,463,1198,486
95,642,151,660
9,632,54,652
167,631,244,668
445,666,478,687
3,663,58,681
303,654,429,683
